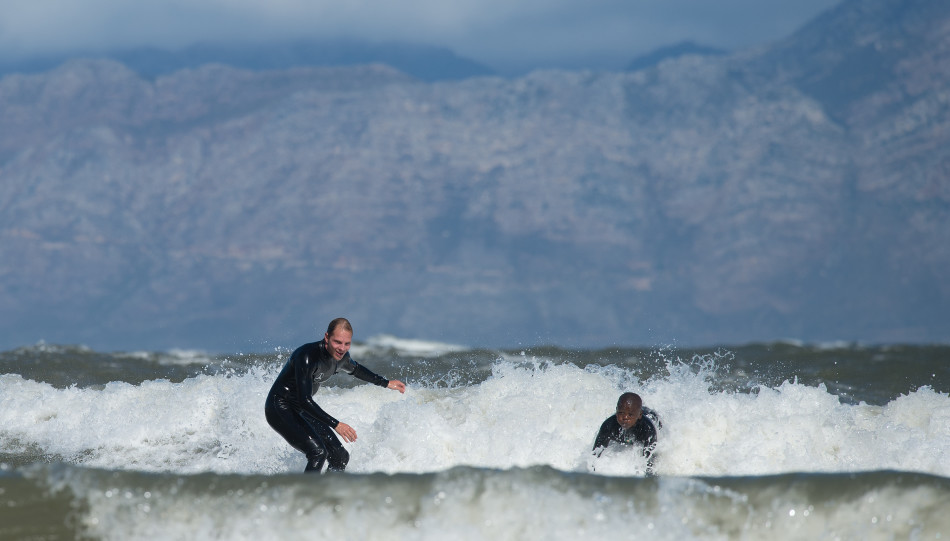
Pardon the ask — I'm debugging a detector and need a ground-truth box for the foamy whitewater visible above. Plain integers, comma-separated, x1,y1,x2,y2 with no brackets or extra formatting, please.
1,339,949,540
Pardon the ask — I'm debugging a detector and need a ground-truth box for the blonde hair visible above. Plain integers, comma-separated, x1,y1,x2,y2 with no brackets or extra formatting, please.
326,318,353,336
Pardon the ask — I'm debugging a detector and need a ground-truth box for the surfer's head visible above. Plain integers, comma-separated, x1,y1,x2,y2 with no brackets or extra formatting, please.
324,318,353,361
616,392,643,430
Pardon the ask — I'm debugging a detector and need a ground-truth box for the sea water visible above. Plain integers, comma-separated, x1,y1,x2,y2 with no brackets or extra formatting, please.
1,339,948,540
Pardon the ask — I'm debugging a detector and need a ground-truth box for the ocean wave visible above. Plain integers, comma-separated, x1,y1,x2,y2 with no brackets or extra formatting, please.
5,463,949,541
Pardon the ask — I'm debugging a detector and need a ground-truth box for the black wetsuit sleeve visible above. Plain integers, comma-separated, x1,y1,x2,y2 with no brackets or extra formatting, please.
340,358,390,388
295,352,340,428
592,417,615,454
299,399,339,428
642,419,658,476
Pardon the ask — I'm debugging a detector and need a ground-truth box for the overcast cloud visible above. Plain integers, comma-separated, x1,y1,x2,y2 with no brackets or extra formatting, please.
0,0,842,72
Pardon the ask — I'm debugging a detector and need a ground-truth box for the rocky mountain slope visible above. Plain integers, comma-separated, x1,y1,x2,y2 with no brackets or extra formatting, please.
1,0,947,351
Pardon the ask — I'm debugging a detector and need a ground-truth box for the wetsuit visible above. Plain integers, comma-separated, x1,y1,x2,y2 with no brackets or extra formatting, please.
264,340,389,473
592,410,658,475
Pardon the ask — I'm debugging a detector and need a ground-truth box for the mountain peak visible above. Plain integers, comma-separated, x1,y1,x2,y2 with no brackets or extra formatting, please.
626,41,727,72
756,0,950,115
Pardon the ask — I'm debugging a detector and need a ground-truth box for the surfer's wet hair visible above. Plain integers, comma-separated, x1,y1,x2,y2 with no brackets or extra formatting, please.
618,392,642,409
326,317,353,336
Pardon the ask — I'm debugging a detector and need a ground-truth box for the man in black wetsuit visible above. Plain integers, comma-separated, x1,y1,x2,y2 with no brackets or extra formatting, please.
265,317,406,473
592,392,658,475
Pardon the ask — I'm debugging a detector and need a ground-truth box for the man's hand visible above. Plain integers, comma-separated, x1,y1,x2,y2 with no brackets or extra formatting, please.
388,380,406,393
335,422,357,443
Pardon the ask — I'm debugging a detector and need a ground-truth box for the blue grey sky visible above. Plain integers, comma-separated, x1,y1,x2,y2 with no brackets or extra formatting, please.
0,0,842,72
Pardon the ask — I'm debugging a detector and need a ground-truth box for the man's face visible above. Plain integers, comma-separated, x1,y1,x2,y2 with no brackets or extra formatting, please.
324,329,352,361
616,402,642,430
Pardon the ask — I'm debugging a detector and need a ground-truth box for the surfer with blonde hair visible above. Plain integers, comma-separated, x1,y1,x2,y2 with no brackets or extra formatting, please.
264,317,406,473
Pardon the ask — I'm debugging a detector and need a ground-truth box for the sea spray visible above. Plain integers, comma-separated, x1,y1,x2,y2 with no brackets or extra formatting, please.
2,339,949,539
7,464,950,541
2,344,950,478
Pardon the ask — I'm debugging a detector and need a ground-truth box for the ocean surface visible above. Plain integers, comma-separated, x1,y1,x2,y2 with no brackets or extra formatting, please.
1,337,948,540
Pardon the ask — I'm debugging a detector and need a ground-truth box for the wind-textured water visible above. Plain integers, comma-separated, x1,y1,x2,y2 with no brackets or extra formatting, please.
1,337,948,540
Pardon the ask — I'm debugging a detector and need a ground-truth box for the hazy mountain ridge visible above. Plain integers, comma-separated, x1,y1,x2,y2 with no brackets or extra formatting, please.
625,41,727,72
0,39,496,82
1,0,948,350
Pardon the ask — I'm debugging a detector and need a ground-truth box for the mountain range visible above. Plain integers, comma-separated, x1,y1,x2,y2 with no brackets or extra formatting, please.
1,0,948,351
0,39,496,82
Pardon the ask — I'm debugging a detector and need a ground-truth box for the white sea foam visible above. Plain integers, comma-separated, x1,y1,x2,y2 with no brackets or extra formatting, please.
2,357,950,478
118,348,215,365
42,464,950,541
354,334,469,357
814,340,859,350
